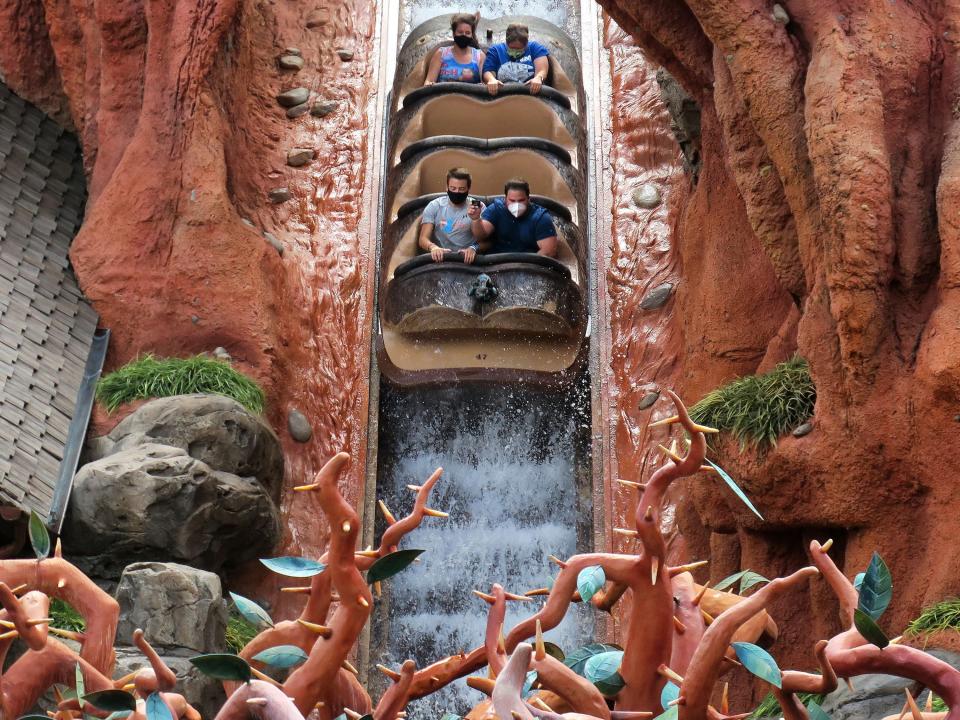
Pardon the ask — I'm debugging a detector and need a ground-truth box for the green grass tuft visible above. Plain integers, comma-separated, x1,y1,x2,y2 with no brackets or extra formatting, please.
226,612,259,654
50,598,86,632
97,354,265,414
750,692,825,719
690,356,816,450
906,597,960,637
931,695,949,712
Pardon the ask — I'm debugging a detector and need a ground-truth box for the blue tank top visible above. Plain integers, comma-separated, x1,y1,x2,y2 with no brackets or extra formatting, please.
437,46,481,83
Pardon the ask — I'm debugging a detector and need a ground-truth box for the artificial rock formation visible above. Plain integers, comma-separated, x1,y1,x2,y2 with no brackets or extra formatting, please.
598,0,960,672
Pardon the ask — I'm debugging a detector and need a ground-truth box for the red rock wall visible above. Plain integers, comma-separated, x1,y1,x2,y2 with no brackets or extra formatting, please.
599,0,960,683
0,0,380,605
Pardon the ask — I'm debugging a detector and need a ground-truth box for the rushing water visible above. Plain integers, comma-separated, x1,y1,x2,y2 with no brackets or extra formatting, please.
372,382,593,718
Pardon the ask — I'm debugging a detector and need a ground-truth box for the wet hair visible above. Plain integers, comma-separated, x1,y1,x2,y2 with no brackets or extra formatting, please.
503,177,530,196
447,167,473,188
505,23,529,45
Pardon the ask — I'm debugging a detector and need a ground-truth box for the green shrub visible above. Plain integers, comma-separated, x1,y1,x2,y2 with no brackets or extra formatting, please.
690,356,815,450
97,355,265,414
905,598,960,638
226,612,259,654
750,691,825,719
50,598,86,632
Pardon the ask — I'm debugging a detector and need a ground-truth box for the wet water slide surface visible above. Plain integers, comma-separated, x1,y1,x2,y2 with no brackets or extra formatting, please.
368,2,597,717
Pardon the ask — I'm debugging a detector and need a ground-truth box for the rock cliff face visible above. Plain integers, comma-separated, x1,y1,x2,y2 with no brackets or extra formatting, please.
600,0,960,675
0,0,378,576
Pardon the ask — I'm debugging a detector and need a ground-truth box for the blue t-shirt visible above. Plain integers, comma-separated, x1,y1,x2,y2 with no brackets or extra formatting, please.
481,199,556,253
482,41,550,84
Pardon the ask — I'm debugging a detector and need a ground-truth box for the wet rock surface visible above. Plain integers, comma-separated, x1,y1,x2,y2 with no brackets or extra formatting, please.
311,100,338,117
116,561,227,653
640,283,674,310
86,394,283,498
64,444,280,576
287,148,314,166
632,183,662,209
288,408,313,442
278,54,304,71
277,87,309,107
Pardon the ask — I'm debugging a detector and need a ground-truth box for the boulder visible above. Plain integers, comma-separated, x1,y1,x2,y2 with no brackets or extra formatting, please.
86,394,283,499
116,562,227,653
64,444,280,576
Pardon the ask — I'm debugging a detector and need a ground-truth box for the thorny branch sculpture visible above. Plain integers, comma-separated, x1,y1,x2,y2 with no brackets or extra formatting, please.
4,394,960,720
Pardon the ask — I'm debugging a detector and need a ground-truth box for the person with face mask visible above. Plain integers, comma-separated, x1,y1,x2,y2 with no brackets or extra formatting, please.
473,178,558,257
424,13,486,85
419,167,486,263
481,23,550,96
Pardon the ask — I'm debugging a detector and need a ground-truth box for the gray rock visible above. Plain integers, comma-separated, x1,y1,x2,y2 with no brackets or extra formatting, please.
337,49,354,61
113,646,226,720
278,54,305,71
792,421,813,437
638,391,660,411
306,11,328,28
640,283,674,310
264,231,284,256
277,87,309,107
116,562,227,653
288,408,312,443
286,102,310,119
284,47,302,57
772,3,790,24
241,217,255,227
311,100,338,118
64,444,280,576
287,148,314,167
632,183,662,209
268,187,292,203
86,394,283,498
212,346,232,362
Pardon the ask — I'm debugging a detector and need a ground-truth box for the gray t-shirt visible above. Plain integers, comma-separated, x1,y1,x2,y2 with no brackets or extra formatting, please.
421,196,484,250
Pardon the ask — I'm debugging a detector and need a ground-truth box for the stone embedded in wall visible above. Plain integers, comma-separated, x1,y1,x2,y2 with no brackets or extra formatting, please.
632,183,662,209
311,100,338,118
285,102,310,119
263,232,284,256
278,55,304,71
115,561,227,653
792,421,813,437
287,408,312,443
268,187,291,203
772,4,790,24
287,148,314,167
640,283,674,310
337,49,354,62
277,87,309,107
64,444,280,577
638,391,660,410
85,394,283,499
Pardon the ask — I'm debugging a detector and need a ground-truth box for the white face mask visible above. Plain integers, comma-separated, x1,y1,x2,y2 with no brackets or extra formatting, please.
508,201,527,218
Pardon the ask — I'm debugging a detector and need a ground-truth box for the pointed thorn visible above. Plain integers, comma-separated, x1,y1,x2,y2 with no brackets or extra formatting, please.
0,629,19,640
122,684,136,692
699,465,719,473
341,520,351,533
846,677,855,692
658,444,684,463
342,659,360,676
651,557,660,585
54,537,62,558
525,588,550,597
297,619,332,637
820,538,834,553
511,712,524,720
26,618,52,626
472,589,496,604
673,616,686,634
466,676,496,694
657,664,684,685
246,698,268,707
377,663,401,681
617,479,646,490
378,499,397,525
548,554,567,568
613,527,639,538
701,608,715,624
281,586,312,594
722,682,729,715
721,654,741,667
49,627,84,641
692,584,709,606
355,549,380,558
889,635,903,645
535,619,546,660
358,596,370,608
497,627,506,654
692,423,720,434
0,619,14,629
406,484,423,492
315,702,326,710
293,483,319,492
423,507,449,518
925,691,934,712
504,592,532,602
531,697,555,713
57,579,66,589
649,415,680,428
904,689,923,720
644,505,655,521
343,710,363,720
9,584,27,596
669,560,709,577
251,666,283,687
373,581,382,597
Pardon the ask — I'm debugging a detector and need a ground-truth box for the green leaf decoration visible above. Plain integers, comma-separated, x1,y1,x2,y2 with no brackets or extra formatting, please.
857,552,892,621
584,650,625,697
75,663,86,706
853,572,865,591
439,714,462,720
739,570,770,594
252,645,308,668
189,653,252,682
29,510,51,559
522,670,538,698
806,700,832,720
259,557,326,578
705,459,764,520
731,641,782,688
230,592,274,629
17,715,54,720
82,690,137,712
563,643,623,676
714,570,748,592
854,608,889,649
367,549,425,584
577,566,606,603
652,706,678,720
543,641,565,662
660,680,680,710
145,693,174,720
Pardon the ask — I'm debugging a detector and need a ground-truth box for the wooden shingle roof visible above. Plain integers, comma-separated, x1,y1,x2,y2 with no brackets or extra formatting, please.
0,83,104,529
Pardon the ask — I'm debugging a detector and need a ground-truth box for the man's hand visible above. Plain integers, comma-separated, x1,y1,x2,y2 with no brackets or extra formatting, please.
430,245,447,262
461,247,477,264
526,75,543,94
467,203,482,221
486,78,503,96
